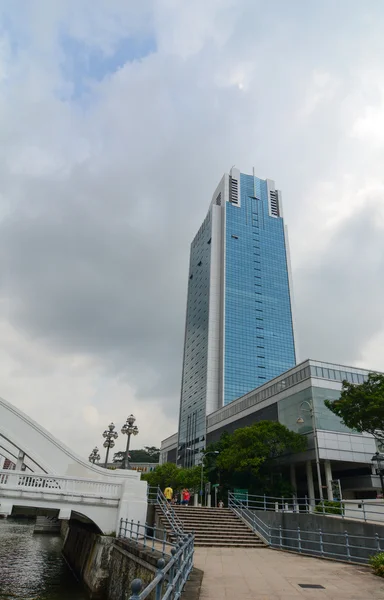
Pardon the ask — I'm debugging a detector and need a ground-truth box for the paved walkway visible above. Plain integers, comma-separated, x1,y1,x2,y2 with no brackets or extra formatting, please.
194,547,384,599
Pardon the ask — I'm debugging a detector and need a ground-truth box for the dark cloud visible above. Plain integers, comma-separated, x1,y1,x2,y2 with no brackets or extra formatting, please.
0,1,384,451
295,197,384,366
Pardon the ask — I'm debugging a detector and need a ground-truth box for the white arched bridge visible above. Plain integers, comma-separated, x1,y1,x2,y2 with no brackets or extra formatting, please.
0,396,147,534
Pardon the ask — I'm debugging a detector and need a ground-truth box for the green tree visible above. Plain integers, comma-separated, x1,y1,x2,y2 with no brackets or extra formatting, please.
141,463,205,497
324,373,384,443
113,447,160,464
141,462,180,490
144,446,160,462
213,421,306,494
178,465,203,493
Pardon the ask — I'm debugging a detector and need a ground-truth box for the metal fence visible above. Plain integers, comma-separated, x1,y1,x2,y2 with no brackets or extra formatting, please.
119,519,194,600
120,487,194,599
228,492,384,564
119,519,176,558
231,491,384,524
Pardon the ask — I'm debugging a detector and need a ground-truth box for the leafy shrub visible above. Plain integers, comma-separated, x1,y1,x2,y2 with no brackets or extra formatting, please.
314,500,343,515
369,552,384,577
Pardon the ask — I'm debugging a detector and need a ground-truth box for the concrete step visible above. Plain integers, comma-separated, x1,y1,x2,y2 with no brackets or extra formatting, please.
194,541,264,547
155,505,265,548
162,515,244,523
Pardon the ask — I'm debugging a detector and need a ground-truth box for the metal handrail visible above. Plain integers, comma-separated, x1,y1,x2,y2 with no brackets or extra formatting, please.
120,518,194,600
228,491,384,564
119,519,177,558
148,486,186,539
228,492,271,545
230,491,384,523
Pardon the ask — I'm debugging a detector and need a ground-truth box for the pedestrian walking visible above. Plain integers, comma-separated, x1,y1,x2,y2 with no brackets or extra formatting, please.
182,488,190,506
164,485,173,503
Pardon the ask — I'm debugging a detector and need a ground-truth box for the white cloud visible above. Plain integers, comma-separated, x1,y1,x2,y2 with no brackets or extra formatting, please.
1,1,384,459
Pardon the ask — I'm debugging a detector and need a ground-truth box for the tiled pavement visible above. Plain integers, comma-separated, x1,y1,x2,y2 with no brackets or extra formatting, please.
194,547,384,599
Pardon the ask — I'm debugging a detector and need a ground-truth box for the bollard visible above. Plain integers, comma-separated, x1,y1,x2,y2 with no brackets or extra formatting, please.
130,579,143,600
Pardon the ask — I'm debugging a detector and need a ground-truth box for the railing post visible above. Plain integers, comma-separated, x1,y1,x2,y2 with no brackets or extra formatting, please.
136,521,140,543
152,525,156,552
129,579,143,600
297,527,302,553
155,558,165,600
345,530,351,561
119,517,123,537
162,528,167,556
319,529,324,557
264,494,266,511
176,541,183,596
376,533,381,552
305,495,308,514
130,519,134,540
167,547,177,594
279,525,282,548
362,501,366,522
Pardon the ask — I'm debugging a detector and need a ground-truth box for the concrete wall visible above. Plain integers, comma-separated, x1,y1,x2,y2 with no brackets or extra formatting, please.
63,521,202,600
252,509,384,563
63,521,114,598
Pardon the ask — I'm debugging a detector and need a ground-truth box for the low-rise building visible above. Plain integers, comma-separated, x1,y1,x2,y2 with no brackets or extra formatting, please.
161,359,382,499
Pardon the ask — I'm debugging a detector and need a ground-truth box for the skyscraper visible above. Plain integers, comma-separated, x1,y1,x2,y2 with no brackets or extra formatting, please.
178,168,296,466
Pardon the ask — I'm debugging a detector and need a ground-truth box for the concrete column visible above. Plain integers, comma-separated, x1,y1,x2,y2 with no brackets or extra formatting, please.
306,460,315,509
0,455,4,469
207,494,212,508
16,450,25,471
324,459,333,501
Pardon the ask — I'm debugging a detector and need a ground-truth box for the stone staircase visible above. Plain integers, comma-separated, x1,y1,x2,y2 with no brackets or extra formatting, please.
157,505,265,548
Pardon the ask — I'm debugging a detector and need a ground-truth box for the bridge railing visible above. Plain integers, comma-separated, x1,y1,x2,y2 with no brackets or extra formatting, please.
119,519,194,600
0,469,121,499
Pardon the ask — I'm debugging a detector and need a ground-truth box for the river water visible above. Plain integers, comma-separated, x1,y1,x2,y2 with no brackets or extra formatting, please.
0,518,88,600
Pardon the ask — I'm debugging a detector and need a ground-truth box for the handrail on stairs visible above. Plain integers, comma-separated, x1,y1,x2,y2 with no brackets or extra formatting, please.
148,485,185,539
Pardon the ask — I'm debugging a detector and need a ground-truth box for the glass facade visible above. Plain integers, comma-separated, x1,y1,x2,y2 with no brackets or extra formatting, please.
224,173,296,404
178,211,212,466
178,170,297,465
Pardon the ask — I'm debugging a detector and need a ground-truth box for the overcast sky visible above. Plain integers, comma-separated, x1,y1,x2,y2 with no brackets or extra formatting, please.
0,0,384,458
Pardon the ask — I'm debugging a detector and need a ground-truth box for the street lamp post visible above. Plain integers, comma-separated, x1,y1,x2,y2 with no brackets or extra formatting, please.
89,446,100,464
102,423,118,468
121,414,139,470
297,399,324,502
200,451,219,506
371,452,384,497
